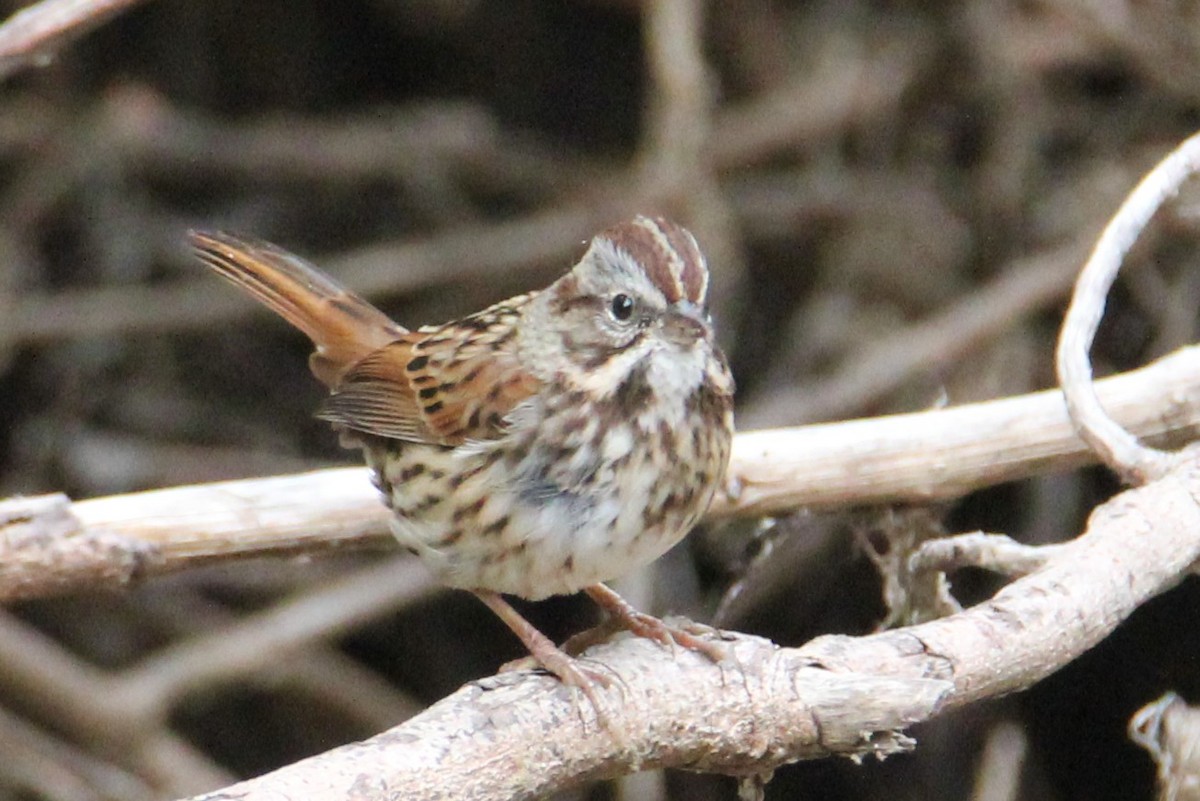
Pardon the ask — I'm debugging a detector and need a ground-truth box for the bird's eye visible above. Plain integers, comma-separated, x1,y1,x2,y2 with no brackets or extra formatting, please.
610,293,634,321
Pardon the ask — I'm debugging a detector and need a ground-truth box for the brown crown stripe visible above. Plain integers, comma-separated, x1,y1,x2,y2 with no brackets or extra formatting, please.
598,217,707,305
652,218,707,305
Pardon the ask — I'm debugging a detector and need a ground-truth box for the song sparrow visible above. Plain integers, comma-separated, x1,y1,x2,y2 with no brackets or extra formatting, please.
190,217,735,707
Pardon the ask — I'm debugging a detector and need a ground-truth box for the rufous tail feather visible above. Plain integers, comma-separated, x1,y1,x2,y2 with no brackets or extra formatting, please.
189,231,405,388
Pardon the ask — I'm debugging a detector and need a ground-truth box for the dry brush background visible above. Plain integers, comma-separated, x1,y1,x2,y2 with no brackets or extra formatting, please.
2,1,1200,799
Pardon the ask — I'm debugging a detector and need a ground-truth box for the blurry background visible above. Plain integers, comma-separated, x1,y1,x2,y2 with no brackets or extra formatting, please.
2,1,1200,799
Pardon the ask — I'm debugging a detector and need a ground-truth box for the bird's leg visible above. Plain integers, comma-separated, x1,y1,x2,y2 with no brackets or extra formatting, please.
583,583,728,662
472,590,618,730
558,615,626,656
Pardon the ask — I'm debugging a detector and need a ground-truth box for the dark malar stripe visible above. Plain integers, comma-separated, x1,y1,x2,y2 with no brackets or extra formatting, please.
579,331,644,370
612,361,654,417
685,376,733,427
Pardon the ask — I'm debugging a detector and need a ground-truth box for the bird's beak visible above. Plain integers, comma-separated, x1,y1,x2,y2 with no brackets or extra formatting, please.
661,301,711,347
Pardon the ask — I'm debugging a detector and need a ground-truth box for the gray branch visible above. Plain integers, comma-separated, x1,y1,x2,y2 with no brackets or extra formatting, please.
185,450,1200,799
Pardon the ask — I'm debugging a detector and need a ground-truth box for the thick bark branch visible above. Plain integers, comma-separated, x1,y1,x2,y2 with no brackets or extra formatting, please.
184,450,1200,800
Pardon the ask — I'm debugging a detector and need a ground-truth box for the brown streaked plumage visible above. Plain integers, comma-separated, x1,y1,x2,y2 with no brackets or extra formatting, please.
317,302,539,446
190,216,735,723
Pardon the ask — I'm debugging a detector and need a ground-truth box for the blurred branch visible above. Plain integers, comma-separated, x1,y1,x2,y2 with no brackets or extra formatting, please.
638,0,743,323
709,29,925,167
0,0,150,81
0,34,927,349
738,236,1091,427
971,722,1027,801
1131,693,1200,801
0,194,636,349
103,90,594,201
136,582,425,730
0,603,232,796
0,560,431,795
0,703,156,801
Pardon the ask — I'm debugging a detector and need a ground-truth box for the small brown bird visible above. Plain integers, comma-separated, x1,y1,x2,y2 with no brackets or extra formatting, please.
190,217,735,704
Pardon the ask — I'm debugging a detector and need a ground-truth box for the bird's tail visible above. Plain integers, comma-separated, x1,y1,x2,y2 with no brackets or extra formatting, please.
189,231,405,388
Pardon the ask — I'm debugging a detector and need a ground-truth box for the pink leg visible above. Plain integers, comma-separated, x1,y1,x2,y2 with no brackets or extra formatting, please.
583,583,727,661
472,590,617,729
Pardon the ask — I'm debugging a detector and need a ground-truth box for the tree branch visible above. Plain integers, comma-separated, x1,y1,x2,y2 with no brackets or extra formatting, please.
0,0,150,81
4,344,1200,602
182,449,1200,800
1057,129,1200,483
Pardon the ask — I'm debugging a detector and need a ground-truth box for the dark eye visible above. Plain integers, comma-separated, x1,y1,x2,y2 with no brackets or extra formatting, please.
610,293,634,321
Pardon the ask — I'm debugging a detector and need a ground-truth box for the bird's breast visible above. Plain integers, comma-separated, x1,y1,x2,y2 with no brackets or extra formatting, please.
360,359,731,600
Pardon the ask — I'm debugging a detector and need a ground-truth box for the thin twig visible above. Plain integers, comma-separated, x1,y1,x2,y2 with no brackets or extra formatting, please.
708,29,926,167
1056,131,1200,484
909,532,1062,578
